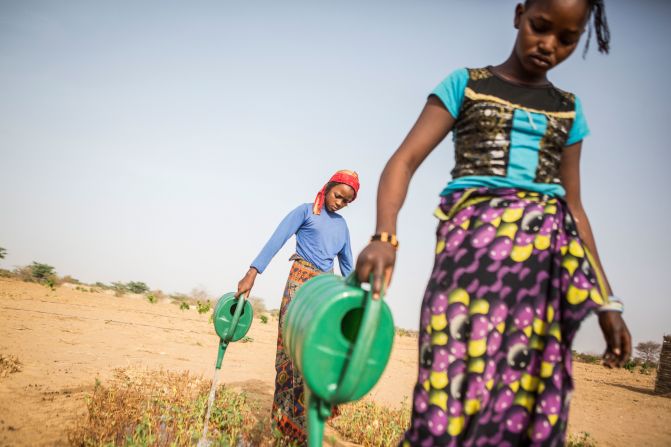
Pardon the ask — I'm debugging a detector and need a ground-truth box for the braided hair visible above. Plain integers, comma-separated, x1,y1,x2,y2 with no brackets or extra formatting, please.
583,0,610,56
524,0,611,56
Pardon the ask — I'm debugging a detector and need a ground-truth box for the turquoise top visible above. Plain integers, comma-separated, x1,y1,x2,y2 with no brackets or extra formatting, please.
432,67,590,197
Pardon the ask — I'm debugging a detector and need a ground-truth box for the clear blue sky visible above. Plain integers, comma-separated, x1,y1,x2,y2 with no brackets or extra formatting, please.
1,1,669,354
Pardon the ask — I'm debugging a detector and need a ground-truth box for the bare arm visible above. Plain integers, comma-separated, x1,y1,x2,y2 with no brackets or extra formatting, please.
375,96,456,233
560,142,612,294
356,96,456,297
560,142,631,367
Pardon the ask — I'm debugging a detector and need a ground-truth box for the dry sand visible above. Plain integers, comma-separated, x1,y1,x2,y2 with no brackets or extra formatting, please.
0,277,669,446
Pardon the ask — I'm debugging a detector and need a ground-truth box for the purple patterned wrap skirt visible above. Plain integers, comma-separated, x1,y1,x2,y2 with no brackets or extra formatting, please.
401,188,610,447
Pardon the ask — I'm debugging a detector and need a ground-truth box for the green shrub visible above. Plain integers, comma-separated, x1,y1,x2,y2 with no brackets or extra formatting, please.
260,315,268,324
623,359,636,373
146,293,157,304
197,301,211,314
31,262,56,281
126,281,149,294
180,301,190,311
44,277,56,290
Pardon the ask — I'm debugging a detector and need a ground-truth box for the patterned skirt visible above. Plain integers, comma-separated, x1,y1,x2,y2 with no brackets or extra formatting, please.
272,255,323,445
401,189,609,447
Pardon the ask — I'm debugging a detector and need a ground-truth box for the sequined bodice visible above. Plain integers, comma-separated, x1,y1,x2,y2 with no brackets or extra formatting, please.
453,67,576,184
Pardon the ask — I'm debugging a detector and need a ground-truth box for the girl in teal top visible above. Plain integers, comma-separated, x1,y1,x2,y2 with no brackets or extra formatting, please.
355,1,631,445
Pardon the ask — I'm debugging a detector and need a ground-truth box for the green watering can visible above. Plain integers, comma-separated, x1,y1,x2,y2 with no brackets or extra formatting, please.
197,293,254,447
212,292,254,369
283,274,395,446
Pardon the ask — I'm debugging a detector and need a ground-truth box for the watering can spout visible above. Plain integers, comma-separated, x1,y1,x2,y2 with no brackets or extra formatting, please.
215,340,227,370
306,389,333,446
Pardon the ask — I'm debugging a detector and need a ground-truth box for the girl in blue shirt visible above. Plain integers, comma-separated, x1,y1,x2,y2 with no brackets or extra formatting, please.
236,169,359,445
355,1,630,445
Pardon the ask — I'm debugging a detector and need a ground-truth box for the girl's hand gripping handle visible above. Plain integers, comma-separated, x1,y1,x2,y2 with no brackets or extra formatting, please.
355,241,396,300
598,311,632,368
236,267,258,298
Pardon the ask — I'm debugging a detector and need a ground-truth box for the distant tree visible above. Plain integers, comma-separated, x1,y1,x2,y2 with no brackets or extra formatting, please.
60,275,80,285
126,281,149,294
149,289,166,301
111,282,128,296
635,341,662,365
0,246,6,259
170,293,189,302
249,297,267,315
30,262,56,281
12,266,34,282
190,287,210,302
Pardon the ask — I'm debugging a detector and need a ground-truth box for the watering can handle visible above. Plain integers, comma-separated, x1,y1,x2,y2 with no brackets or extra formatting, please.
333,274,383,401
223,294,247,343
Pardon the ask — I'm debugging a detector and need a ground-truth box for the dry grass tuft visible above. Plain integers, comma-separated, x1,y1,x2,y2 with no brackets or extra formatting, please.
329,398,410,446
68,368,270,446
567,431,598,447
0,354,22,378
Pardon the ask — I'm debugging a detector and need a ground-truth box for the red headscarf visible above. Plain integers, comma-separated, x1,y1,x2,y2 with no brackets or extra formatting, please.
313,170,360,214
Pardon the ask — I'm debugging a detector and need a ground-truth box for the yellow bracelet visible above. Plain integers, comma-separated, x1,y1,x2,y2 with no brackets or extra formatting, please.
370,232,399,249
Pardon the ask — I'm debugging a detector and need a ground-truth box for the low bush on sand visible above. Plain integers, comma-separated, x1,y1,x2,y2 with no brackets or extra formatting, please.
572,351,601,365
0,354,22,378
329,398,410,446
68,368,267,446
568,431,598,447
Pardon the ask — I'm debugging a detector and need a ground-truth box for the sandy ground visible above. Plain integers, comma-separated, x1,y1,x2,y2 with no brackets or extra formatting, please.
0,277,669,447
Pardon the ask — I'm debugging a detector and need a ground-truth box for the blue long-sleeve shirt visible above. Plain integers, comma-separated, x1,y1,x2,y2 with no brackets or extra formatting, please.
250,203,353,276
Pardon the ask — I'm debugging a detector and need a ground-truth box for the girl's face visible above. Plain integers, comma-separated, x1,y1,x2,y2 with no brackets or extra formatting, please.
514,0,590,76
324,184,355,213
